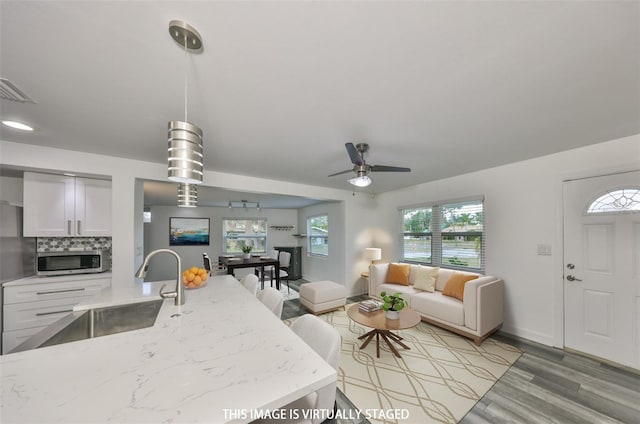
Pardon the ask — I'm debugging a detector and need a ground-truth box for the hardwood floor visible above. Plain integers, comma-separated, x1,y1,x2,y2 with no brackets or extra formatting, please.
461,333,640,424
283,281,640,424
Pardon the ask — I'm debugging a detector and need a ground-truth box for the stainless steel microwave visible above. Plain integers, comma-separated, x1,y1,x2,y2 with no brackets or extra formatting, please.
36,249,111,277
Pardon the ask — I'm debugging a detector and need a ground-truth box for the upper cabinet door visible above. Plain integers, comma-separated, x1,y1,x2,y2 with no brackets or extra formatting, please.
23,172,112,237
75,178,111,236
23,172,75,237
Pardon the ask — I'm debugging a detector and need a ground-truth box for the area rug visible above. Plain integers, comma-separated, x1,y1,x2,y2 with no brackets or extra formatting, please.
287,310,521,424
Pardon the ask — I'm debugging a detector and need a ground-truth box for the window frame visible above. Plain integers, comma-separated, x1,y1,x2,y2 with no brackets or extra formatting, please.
307,214,329,257
222,218,267,254
400,197,485,273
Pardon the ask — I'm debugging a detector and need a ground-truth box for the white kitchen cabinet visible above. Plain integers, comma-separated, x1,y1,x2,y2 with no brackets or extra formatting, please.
23,172,112,237
2,276,110,354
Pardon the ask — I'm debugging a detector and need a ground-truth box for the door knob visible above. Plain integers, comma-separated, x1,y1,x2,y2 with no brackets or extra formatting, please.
566,275,582,282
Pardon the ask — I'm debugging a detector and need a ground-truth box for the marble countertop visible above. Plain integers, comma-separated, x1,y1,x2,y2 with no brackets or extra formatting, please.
1,275,336,423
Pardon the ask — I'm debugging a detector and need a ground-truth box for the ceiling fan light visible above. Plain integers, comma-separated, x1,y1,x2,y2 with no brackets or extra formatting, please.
348,175,372,187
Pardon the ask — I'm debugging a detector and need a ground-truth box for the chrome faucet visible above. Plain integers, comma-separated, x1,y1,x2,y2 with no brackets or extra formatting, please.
135,249,185,306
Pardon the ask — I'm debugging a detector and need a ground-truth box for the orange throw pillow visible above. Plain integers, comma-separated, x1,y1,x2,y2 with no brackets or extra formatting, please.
385,263,411,286
442,272,478,301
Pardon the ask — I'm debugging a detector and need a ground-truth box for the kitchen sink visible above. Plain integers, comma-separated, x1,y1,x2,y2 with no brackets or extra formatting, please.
11,299,164,353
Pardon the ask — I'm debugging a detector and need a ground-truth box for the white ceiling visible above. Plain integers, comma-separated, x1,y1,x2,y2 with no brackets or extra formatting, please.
1,1,638,206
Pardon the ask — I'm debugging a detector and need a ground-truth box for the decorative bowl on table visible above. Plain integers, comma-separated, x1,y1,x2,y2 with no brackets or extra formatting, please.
182,267,208,290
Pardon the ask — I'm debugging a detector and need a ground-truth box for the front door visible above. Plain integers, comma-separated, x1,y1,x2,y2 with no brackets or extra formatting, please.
563,171,640,369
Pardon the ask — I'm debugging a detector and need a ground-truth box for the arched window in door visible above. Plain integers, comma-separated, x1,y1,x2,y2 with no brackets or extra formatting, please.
586,188,640,214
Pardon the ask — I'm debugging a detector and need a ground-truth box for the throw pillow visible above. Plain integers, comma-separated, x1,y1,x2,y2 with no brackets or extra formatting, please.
442,272,478,301
413,266,440,292
385,263,411,286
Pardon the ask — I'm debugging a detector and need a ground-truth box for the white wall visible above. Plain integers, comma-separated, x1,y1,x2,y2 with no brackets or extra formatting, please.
0,140,357,290
374,134,640,347
0,176,24,205
143,205,298,281
4,134,636,346
297,202,344,284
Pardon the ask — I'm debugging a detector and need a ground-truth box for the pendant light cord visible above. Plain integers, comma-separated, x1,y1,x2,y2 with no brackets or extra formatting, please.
184,34,188,123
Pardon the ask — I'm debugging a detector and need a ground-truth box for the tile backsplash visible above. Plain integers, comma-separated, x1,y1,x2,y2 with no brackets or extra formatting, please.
37,237,112,252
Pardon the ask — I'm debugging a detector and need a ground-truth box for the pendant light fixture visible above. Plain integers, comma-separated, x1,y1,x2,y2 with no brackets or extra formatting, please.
177,183,197,207
167,20,204,185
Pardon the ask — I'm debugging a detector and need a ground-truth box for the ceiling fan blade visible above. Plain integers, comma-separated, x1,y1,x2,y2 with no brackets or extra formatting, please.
370,165,411,173
328,169,354,177
345,143,364,166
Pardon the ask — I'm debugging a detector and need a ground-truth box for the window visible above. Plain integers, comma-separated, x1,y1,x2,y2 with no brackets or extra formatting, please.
402,207,432,263
307,215,328,256
586,188,640,214
402,199,484,272
223,218,267,253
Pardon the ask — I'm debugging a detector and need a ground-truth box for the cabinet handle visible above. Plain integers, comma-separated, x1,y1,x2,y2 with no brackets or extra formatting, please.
36,309,73,317
77,220,81,235
36,288,85,295
67,220,72,235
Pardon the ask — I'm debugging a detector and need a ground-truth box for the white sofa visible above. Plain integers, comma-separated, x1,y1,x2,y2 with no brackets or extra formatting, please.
369,263,504,345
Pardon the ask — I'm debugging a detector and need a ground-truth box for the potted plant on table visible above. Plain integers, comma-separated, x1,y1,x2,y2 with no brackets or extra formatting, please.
380,291,406,320
241,245,253,259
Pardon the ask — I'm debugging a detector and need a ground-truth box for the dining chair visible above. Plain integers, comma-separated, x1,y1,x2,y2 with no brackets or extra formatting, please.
257,287,284,319
257,314,341,424
202,253,211,276
203,253,226,276
260,251,291,293
255,249,279,289
272,250,291,294
240,274,259,296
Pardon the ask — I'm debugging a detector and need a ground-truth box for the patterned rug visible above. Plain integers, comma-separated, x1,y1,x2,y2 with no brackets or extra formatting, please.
288,310,521,424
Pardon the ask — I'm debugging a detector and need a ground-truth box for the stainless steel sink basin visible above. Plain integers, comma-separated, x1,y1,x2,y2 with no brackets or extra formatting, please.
12,299,163,353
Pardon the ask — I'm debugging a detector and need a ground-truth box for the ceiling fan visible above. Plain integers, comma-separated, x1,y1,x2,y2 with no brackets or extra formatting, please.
328,142,411,187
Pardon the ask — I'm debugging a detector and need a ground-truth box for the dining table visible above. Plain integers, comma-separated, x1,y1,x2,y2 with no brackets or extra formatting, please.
219,255,281,289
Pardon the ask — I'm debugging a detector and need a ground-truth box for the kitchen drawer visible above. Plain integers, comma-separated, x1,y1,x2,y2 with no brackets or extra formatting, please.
2,326,45,355
3,296,89,332
4,278,110,304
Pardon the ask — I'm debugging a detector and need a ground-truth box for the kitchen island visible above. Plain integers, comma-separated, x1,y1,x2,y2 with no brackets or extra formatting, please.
1,275,336,423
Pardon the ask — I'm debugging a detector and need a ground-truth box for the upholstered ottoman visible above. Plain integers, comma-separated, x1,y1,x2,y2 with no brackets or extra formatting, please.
299,280,347,314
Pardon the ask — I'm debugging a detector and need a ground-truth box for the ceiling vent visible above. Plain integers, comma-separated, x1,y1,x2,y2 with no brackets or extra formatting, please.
0,78,36,103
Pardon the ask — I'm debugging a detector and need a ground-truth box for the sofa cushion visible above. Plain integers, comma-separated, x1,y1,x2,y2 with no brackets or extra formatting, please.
411,291,464,326
413,266,439,292
442,272,479,301
377,283,417,307
385,263,411,285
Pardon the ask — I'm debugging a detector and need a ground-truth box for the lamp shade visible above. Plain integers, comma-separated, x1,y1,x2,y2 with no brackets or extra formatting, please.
365,247,382,261
168,120,204,184
177,183,197,207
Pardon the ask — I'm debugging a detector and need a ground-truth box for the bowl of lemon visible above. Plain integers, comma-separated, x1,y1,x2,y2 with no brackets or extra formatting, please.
182,267,208,289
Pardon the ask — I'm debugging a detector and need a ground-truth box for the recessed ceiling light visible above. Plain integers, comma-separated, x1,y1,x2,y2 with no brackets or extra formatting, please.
2,120,34,131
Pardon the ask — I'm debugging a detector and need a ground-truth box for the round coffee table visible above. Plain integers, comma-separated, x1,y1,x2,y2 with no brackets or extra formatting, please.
347,303,421,358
